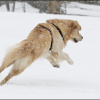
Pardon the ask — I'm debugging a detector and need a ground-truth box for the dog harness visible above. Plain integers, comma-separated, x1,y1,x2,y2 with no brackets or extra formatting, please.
40,26,53,51
52,23,64,40
40,23,64,51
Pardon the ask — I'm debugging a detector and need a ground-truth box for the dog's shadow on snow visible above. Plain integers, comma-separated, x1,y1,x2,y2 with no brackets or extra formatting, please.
7,79,68,87
6,79,91,91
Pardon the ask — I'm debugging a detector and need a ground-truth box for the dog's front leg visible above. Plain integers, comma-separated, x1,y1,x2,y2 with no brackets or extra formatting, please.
46,55,60,68
46,51,61,68
60,52,74,65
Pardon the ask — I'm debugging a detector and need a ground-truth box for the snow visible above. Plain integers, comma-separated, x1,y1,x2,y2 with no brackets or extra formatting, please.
66,2,100,17
67,2,100,11
0,3,100,99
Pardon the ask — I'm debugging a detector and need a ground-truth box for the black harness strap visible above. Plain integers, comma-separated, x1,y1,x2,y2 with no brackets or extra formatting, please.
40,23,64,51
40,26,53,51
52,23,64,40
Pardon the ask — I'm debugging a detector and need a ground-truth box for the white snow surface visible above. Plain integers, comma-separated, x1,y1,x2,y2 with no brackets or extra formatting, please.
0,12,100,99
67,2,100,17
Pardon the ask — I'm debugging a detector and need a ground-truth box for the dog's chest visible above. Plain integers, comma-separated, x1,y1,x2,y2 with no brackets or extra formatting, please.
50,25,65,52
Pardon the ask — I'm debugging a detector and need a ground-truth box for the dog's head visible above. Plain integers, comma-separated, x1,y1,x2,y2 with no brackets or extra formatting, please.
69,21,83,43
46,19,83,43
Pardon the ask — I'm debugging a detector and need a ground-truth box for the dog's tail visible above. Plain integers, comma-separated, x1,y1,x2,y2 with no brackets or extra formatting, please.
0,39,35,73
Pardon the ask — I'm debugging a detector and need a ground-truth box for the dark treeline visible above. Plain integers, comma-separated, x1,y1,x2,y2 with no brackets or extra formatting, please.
0,0,100,14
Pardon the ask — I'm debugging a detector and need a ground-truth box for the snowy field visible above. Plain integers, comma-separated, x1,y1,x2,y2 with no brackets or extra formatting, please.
0,11,100,99
67,2,100,17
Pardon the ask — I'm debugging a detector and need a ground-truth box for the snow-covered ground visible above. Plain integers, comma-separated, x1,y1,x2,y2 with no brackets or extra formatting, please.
0,12,100,99
67,2,100,17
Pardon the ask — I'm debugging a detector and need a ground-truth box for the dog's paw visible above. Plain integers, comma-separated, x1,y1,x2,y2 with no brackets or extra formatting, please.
68,60,74,65
53,65,60,68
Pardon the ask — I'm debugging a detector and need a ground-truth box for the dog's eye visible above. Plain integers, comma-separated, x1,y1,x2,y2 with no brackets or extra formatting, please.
77,31,79,33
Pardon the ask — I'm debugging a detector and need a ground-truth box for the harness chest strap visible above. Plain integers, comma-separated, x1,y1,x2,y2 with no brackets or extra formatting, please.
40,24,64,51
51,23,64,40
40,26,53,51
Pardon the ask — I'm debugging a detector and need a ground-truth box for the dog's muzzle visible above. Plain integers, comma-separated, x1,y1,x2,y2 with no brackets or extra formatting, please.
73,36,83,43
73,38,78,43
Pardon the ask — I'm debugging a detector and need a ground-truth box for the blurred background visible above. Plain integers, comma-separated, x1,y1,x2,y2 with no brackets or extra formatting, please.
0,0,100,17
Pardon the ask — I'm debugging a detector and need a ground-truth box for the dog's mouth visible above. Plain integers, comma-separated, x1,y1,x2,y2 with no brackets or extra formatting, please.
73,38,78,43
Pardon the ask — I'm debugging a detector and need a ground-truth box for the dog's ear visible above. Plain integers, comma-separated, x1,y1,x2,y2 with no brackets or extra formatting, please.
73,24,77,29
72,21,81,30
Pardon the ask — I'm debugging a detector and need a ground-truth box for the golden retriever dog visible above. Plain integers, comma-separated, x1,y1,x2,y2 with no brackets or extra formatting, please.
0,19,83,85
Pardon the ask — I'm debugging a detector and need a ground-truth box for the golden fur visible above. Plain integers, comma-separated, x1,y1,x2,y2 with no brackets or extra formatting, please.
0,19,83,85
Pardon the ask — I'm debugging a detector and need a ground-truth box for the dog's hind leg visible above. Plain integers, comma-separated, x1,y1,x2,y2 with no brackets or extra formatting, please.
0,66,23,86
0,58,15,73
0,53,36,86
0,39,35,73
